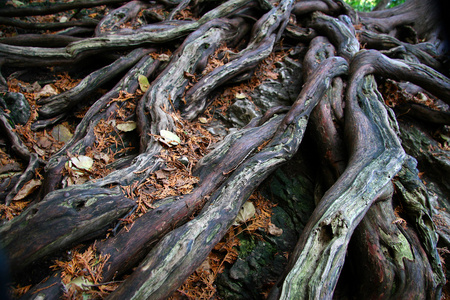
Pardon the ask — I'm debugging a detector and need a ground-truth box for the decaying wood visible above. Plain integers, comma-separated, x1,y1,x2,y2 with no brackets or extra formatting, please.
0,185,134,275
394,155,445,287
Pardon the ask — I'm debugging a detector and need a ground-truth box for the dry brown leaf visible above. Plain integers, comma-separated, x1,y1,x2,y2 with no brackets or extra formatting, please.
266,70,279,80
12,179,42,201
154,169,167,180
36,136,52,149
268,223,283,236
35,84,59,99
93,152,110,164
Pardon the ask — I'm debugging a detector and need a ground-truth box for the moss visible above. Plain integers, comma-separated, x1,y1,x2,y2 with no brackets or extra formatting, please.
238,238,256,259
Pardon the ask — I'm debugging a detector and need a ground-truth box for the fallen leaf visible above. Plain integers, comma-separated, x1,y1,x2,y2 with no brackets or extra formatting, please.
159,130,181,146
70,155,94,171
235,93,246,99
65,161,85,176
35,84,58,99
154,169,167,180
116,121,137,132
197,258,212,272
175,178,187,187
30,81,41,92
184,71,196,80
107,119,116,127
266,70,279,80
163,167,177,172
70,175,90,186
198,117,208,124
178,156,189,166
138,75,150,92
12,179,42,201
36,136,52,149
268,223,283,236
93,152,110,164
234,201,256,225
52,124,73,143
158,54,171,61
67,276,94,290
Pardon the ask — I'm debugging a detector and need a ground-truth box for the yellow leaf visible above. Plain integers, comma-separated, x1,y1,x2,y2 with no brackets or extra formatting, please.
116,121,137,132
235,93,246,99
138,75,150,92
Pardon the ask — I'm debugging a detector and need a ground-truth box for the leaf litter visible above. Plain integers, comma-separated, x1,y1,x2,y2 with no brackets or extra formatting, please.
50,244,116,299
